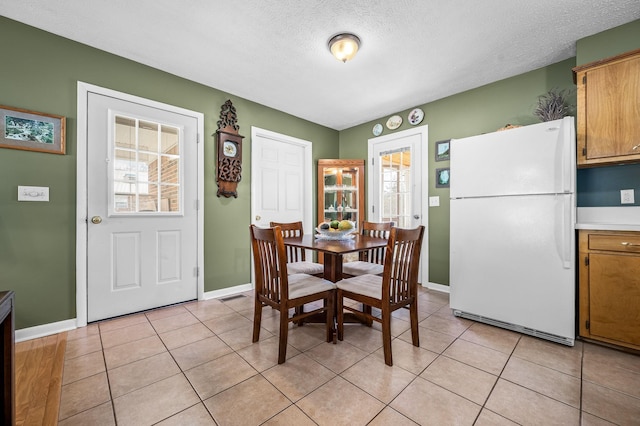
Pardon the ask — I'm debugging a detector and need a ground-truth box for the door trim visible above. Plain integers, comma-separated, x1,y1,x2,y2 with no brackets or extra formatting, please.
76,81,204,327
368,125,429,286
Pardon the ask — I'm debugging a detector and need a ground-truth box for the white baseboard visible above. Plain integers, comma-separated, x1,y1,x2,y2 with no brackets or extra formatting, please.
16,319,78,343
203,283,253,300
423,282,450,294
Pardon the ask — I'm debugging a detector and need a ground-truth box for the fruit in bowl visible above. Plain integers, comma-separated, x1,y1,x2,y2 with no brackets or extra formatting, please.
316,220,356,238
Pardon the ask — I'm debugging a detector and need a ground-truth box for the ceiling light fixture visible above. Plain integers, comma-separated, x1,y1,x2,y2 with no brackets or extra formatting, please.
328,33,360,63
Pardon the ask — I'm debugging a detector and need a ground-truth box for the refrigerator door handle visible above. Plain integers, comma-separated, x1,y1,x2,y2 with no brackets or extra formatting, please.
560,195,572,269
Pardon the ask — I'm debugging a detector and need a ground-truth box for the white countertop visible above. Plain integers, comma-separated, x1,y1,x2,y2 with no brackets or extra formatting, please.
576,207,640,231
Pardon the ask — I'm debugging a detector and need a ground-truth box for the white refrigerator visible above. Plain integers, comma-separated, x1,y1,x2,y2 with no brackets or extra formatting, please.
449,117,576,346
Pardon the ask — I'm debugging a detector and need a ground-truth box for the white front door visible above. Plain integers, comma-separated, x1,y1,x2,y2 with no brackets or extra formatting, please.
250,127,313,232
368,125,428,284
77,83,203,323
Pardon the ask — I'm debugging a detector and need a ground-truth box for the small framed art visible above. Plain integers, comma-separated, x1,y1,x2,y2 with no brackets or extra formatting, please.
0,105,66,154
436,168,450,188
435,139,450,162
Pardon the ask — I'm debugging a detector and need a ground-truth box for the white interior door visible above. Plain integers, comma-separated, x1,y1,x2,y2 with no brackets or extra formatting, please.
368,125,429,285
250,127,313,232
82,88,202,322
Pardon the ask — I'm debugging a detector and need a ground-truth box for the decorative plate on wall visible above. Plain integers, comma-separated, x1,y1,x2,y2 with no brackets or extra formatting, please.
372,123,383,136
408,108,424,125
386,115,402,130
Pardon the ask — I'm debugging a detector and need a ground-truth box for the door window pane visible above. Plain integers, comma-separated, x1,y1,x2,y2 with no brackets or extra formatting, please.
112,115,182,214
379,148,411,227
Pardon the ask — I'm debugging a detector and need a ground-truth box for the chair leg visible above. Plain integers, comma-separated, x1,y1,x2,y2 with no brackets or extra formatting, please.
381,309,393,366
325,292,334,343
278,307,289,364
362,304,373,326
252,298,263,343
336,290,344,341
409,300,420,347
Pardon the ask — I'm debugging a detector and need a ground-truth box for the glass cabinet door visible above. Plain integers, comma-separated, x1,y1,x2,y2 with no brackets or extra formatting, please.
318,159,365,226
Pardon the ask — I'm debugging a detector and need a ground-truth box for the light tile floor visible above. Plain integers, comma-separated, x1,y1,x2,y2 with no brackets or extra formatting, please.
57,288,640,425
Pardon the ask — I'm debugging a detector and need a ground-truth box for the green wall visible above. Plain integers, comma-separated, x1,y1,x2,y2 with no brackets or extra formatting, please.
0,17,338,329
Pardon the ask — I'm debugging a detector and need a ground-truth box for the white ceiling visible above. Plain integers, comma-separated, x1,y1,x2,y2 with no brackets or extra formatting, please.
2,1,640,130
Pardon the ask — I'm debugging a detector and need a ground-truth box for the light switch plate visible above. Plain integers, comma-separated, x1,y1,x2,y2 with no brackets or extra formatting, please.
621,189,635,204
429,196,440,207
18,186,49,202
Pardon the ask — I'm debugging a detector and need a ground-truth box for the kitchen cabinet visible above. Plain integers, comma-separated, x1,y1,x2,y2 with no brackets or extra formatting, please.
318,159,365,225
573,48,640,167
578,230,640,351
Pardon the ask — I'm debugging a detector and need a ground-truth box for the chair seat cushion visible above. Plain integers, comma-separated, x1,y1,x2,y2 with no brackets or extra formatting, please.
342,261,384,276
287,261,325,275
336,274,382,299
289,274,336,299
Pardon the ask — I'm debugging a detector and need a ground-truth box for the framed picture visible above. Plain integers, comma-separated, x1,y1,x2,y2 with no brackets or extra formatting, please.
435,139,450,162
436,168,450,188
0,105,66,154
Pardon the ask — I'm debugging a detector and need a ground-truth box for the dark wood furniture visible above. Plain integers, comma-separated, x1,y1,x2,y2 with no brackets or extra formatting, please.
269,221,324,276
283,234,389,283
0,291,15,425
250,226,335,364
342,221,393,277
337,226,425,366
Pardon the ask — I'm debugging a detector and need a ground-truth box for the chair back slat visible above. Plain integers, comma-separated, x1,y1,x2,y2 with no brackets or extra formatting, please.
358,221,393,263
250,225,290,303
382,226,425,305
270,221,306,263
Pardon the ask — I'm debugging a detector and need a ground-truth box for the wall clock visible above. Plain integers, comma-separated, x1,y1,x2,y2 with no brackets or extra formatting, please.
215,99,244,198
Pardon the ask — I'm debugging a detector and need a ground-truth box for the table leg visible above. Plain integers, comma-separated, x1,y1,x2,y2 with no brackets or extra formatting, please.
323,253,343,283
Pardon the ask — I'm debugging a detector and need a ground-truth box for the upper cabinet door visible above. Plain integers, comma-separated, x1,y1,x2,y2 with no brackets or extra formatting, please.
574,48,640,167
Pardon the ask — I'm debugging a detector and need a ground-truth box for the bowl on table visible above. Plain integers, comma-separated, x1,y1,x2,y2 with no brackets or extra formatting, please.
315,221,357,240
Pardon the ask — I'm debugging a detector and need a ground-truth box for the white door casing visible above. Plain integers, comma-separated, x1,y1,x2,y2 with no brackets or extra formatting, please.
368,125,429,285
76,82,204,326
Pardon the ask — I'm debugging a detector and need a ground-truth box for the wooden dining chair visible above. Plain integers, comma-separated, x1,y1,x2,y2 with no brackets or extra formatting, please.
342,221,393,277
336,226,425,366
269,221,324,276
250,225,335,364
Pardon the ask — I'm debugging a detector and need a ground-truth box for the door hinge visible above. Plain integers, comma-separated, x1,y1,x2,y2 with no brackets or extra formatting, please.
584,256,589,266
195,199,200,210
372,205,375,213
371,157,374,166
197,133,200,144
582,147,586,157
585,320,590,330
195,266,200,277
582,75,586,85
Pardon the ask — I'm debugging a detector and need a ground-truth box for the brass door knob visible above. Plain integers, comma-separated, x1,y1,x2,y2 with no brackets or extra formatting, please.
255,215,261,221
91,216,102,224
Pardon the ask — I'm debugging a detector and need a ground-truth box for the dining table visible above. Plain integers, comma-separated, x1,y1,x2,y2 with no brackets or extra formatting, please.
283,233,389,283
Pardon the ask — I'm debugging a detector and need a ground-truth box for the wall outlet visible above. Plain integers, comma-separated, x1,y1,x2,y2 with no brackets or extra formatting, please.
620,189,635,204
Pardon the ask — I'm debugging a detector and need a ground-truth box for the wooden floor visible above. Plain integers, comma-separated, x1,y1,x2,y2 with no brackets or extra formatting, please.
15,332,67,426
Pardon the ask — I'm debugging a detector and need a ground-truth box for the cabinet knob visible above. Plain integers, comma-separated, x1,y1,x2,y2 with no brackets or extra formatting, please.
632,143,640,151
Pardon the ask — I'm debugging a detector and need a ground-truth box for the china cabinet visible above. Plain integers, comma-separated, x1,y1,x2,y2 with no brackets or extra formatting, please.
317,159,365,226
573,48,640,167
578,230,640,351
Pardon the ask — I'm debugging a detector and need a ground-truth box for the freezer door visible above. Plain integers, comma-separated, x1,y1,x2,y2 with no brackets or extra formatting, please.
450,117,575,198
449,194,575,340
